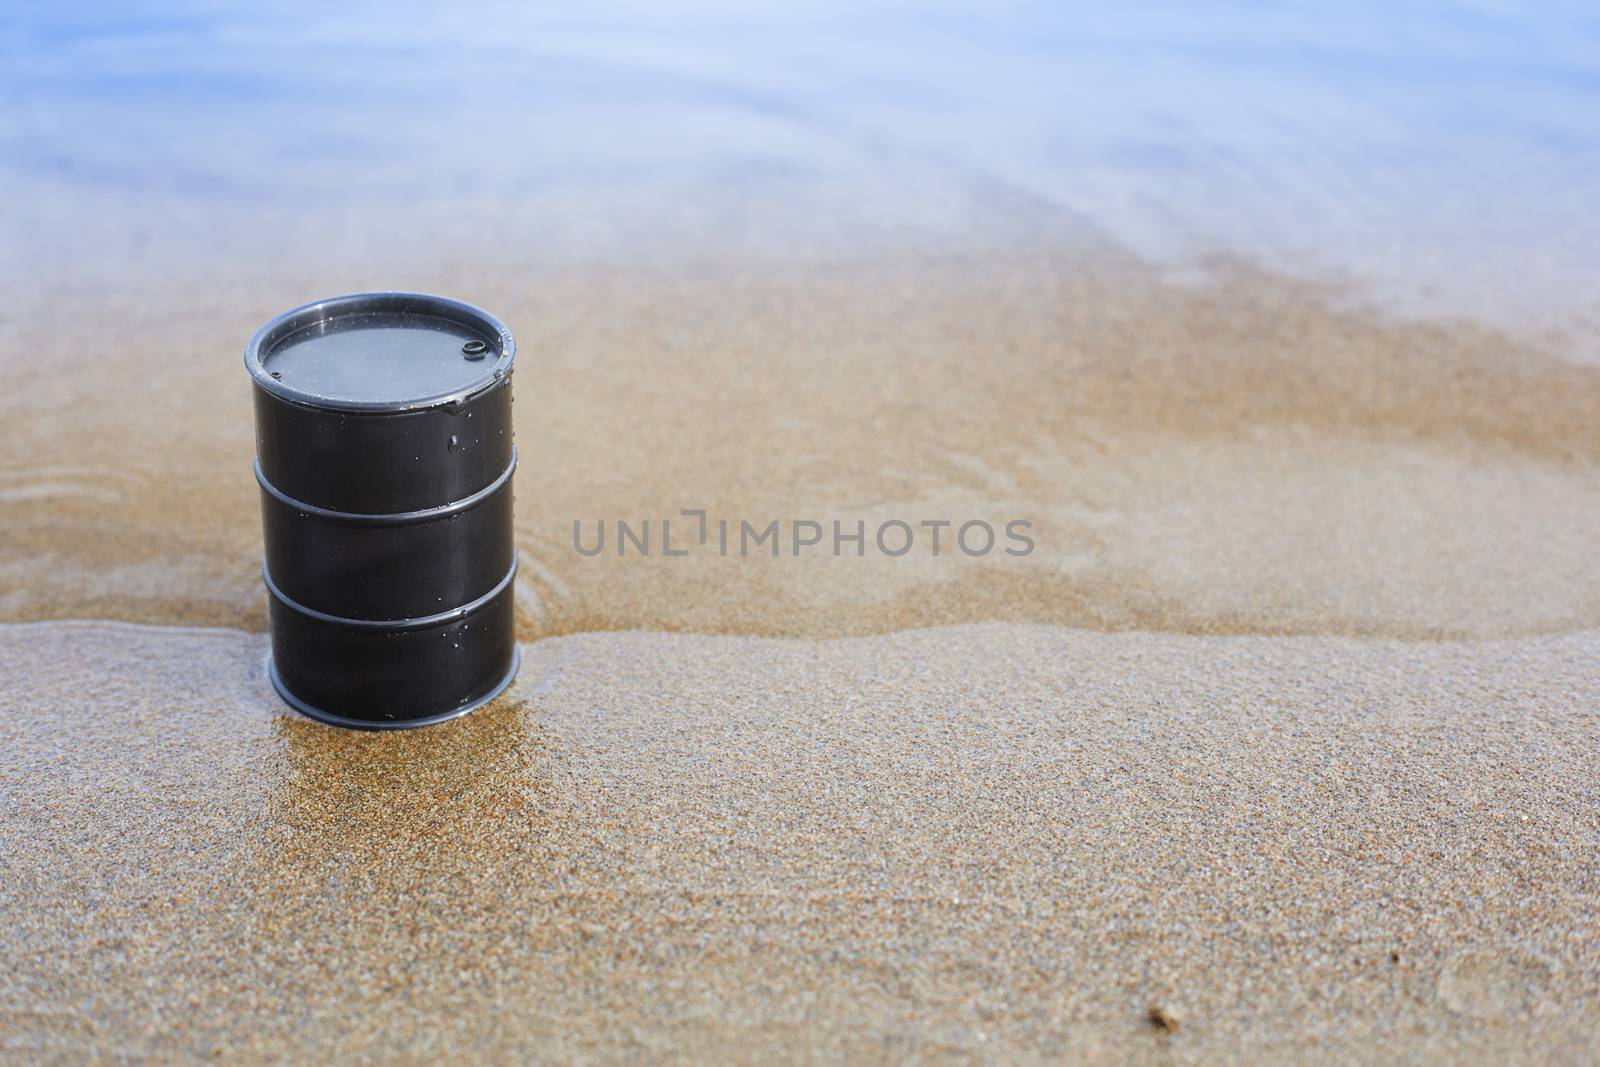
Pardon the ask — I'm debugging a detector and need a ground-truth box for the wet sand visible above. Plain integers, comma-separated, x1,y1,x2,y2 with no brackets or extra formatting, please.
5,3,1600,1063
4,621,1598,1063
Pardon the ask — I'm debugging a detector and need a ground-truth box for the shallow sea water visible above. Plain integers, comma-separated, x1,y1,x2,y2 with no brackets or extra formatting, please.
2,1,1598,639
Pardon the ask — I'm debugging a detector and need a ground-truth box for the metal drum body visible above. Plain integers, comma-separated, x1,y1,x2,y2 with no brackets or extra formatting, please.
245,292,519,729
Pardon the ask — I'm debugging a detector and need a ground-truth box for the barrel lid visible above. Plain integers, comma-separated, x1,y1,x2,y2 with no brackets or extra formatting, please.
245,292,515,412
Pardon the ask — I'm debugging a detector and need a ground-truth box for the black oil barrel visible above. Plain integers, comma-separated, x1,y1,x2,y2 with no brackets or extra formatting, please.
245,292,519,729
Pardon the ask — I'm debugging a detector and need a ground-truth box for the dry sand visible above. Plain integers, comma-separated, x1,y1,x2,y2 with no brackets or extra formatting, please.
2,620,1597,1064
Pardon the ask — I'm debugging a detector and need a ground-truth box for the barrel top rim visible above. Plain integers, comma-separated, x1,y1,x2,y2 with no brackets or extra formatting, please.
244,291,516,413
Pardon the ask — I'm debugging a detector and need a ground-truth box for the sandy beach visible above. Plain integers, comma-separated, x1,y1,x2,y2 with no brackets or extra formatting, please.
4,622,1598,1063
2,2,1599,1062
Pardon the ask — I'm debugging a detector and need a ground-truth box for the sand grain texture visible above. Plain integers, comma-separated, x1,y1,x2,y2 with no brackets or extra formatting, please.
2,622,1597,1064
